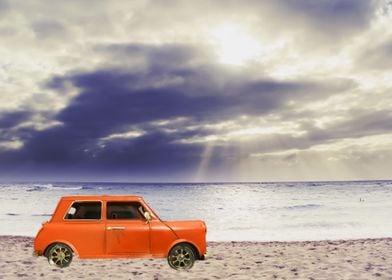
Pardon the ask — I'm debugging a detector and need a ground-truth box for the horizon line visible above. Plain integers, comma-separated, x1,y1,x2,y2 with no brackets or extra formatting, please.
1,178,391,184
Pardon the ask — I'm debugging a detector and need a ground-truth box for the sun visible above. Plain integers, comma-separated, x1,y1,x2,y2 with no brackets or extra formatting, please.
211,24,261,66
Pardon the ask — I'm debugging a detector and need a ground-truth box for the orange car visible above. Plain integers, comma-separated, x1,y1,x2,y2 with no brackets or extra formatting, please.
34,195,207,269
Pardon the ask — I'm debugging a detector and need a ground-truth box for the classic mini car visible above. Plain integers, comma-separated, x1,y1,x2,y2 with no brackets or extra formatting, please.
33,195,207,269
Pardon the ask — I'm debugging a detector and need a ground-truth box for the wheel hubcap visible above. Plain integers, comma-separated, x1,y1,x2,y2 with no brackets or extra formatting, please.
169,247,193,269
49,246,72,267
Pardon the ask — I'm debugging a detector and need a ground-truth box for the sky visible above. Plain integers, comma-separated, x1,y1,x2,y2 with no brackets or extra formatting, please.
1,0,392,182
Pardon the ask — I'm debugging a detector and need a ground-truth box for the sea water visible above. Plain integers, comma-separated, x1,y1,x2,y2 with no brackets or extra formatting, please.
0,181,391,241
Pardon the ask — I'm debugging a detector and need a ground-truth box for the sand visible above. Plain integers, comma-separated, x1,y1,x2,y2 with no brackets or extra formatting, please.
0,236,391,279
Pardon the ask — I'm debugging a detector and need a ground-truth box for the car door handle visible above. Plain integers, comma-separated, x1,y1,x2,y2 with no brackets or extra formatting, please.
107,226,125,230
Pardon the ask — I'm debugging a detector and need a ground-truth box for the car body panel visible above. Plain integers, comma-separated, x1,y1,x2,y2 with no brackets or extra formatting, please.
105,219,150,255
163,221,207,256
34,195,207,260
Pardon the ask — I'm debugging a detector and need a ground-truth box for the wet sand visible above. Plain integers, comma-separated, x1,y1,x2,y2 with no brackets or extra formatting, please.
0,236,391,279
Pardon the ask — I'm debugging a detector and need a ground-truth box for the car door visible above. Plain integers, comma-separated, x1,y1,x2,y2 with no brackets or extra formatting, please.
63,201,105,257
105,201,150,255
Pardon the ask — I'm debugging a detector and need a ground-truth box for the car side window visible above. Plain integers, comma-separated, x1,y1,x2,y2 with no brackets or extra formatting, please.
107,202,144,220
65,201,102,220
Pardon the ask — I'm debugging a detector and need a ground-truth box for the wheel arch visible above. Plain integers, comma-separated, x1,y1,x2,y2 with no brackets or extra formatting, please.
167,240,202,260
43,240,79,257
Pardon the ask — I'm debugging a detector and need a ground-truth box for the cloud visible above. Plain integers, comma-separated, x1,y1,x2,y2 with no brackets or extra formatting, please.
357,38,392,70
130,0,380,52
0,0,9,14
320,109,392,139
0,110,31,129
0,43,355,176
31,20,67,40
53,43,354,130
0,0,390,181
279,0,376,32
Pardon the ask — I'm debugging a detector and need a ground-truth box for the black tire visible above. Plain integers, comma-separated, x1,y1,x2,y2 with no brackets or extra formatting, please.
167,243,196,270
46,243,73,268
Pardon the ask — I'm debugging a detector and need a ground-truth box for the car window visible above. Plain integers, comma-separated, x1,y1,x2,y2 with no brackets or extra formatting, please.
107,202,143,220
65,201,102,220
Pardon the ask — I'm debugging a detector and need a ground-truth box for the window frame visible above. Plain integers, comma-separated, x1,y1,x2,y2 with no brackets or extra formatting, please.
106,201,145,220
63,200,103,221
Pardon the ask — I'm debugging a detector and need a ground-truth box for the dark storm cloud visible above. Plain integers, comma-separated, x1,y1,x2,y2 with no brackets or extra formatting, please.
0,43,354,174
52,43,353,129
97,43,202,69
282,0,375,28
265,0,379,45
0,111,31,129
91,131,204,169
54,70,321,127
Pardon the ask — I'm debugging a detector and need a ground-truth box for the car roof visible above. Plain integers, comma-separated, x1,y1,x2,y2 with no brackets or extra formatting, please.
60,195,144,202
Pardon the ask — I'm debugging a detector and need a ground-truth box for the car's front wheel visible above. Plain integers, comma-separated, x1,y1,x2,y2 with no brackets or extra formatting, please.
167,243,195,270
47,243,73,268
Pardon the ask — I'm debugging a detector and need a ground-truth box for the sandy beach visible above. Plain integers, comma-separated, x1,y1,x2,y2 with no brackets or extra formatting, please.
0,236,391,279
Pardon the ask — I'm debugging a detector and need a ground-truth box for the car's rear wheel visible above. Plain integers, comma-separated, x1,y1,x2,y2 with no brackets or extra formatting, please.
47,243,73,268
167,243,195,270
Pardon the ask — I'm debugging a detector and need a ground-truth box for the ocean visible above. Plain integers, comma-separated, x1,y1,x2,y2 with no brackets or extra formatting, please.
1,181,391,241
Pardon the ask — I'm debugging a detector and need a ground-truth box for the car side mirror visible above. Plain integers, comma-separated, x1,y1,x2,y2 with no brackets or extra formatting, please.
144,211,152,223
